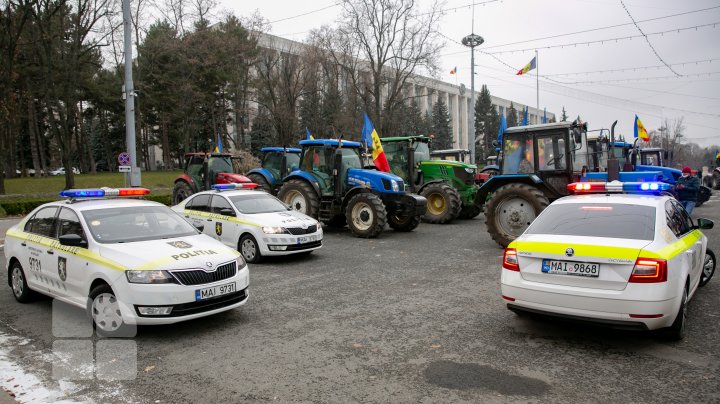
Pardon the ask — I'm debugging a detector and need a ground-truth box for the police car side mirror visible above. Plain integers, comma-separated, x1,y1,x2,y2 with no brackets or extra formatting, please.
59,234,88,248
194,224,205,232
696,218,714,230
219,208,235,217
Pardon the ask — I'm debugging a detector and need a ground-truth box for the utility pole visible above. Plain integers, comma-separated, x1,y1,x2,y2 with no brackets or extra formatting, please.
123,0,141,186
462,4,484,164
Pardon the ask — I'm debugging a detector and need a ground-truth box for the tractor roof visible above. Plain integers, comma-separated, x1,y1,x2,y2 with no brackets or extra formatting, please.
260,147,301,153
504,121,583,134
430,148,470,154
299,139,362,148
381,135,431,143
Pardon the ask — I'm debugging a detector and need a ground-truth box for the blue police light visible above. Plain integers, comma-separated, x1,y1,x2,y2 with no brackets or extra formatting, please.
59,189,106,198
211,183,259,191
622,182,669,192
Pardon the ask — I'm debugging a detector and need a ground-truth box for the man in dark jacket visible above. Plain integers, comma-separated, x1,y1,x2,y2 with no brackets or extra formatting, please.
675,166,700,214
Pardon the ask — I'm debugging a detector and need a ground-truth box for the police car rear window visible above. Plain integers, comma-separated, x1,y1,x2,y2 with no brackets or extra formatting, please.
525,203,656,240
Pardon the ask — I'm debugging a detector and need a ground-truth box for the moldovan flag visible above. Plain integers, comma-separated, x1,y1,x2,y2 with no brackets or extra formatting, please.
450,66,457,75
516,57,536,75
362,112,390,173
634,115,649,142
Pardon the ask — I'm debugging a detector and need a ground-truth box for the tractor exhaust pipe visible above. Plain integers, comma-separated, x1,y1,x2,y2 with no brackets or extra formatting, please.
607,120,619,182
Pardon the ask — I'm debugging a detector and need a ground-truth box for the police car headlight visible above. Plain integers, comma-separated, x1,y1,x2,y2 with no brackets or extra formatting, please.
126,270,175,284
391,180,400,192
236,256,247,269
263,226,289,234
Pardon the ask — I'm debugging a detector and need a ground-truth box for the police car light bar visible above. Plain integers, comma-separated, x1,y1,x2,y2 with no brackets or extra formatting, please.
211,183,259,191
59,188,151,198
567,181,670,194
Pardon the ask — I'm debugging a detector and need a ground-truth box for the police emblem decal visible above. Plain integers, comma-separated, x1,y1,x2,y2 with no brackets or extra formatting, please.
167,241,193,249
565,248,574,257
215,222,223,236
58,257,67,282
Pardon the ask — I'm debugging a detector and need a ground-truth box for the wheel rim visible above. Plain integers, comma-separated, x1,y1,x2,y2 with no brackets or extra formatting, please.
496,197,536,237
241,238,257,261
11,267,24,298
703,253,715,280
351,201,374,231
284,190,307,213
92,293,123,332
426,193,447,216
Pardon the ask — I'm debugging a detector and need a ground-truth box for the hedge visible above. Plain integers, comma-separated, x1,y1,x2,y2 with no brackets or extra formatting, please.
0,194,172,217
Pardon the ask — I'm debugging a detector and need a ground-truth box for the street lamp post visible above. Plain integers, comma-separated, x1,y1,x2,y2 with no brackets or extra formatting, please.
461,33,484,164
122,0,141,186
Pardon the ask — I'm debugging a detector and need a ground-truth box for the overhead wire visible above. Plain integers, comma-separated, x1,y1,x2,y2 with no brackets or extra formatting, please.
619,0,681,76
542,58,720,77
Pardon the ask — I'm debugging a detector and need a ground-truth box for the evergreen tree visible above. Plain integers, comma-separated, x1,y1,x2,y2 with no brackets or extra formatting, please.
506,102,518,127
560,107,568,122
430,98,452,150
249,110,277,156
474,85,499,163
299,90,323,138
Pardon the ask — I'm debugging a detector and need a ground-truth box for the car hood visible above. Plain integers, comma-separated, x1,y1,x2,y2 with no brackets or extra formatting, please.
97,234,240,271
244,210,319,228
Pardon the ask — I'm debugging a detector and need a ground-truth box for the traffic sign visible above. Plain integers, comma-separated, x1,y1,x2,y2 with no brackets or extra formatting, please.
118,152,130,166
118,165,131,173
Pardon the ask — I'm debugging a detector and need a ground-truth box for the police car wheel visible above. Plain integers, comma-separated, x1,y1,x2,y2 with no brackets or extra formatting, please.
10,261,37,303
664,286,688,341
89,284,131,337
700,249,716,287
240,234,262,263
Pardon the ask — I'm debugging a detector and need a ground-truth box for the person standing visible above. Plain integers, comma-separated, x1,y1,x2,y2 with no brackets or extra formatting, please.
675,166,700,214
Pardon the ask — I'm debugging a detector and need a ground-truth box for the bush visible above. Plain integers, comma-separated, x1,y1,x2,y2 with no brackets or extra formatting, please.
145,194,172,206
0,199,57,216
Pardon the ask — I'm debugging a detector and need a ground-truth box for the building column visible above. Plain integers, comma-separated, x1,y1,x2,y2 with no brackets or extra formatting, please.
449,93,459,148
460,96,468,149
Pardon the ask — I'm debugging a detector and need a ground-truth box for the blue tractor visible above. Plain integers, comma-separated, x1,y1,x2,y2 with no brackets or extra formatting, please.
277,139,427,238
246,147,301,194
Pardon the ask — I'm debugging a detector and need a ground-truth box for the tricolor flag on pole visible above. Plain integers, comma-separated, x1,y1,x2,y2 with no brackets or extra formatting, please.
516,57,537,76
634,115,650,142
362,112,390,173
450,66,457,75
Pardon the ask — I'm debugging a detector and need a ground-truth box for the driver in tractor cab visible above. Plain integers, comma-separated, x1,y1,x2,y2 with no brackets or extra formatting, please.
390,152,408,180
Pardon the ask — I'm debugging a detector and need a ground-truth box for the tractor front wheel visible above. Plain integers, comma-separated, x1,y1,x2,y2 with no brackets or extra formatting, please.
278,180,320,218
388,214,421,232
173,181,194,205
485,183,549,247
345,193,387,238
420,182,461,224
247,173,272,193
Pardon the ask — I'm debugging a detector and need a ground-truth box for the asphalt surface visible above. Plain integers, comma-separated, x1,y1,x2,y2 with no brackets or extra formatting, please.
0,194,719,403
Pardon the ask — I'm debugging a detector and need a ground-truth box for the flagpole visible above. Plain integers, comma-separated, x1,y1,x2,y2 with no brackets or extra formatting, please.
536,49,539,124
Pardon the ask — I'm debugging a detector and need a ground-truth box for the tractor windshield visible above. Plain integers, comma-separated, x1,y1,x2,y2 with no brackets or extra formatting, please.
502,133,534,174
286,153,300,171
641,151,662,166
208,156,233,174
414,142,430,162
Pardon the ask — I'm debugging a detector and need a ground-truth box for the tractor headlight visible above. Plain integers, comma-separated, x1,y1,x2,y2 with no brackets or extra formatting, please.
464,167,475,174
263,226,289,234
391,180,400,192
126,270,175,284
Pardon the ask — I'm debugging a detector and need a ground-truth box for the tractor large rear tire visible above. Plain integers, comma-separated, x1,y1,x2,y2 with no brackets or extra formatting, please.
278,179,320,218
247,173,272,193
457,203,483,219
345,193,387,238
173,181,194,205
485,183,549,248
420,182,461,224
388,214,421,232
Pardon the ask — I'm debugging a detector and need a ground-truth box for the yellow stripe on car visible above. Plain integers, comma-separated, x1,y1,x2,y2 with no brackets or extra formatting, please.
183,209,263,228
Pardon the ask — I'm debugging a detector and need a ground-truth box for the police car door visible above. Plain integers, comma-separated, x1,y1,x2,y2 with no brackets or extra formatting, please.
184,194,213,236
666,200,701,290
209,195,236,247
55,207,90,304
672,200,703,290
21,206,59,295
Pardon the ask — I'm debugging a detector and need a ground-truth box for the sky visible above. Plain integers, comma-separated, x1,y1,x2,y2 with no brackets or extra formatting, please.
219,0,720,148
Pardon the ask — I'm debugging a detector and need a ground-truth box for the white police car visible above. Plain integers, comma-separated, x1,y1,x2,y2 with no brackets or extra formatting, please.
5,188,249,336
501,181,715,340
172,184,323,263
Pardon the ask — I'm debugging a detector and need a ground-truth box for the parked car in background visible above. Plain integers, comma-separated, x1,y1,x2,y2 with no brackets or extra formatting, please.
49,167,80,176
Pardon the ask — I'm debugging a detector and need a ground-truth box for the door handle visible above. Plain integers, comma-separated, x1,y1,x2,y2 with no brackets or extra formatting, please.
21,242,27,247
206,218,212,222
185,215,190,218
47,249,54,255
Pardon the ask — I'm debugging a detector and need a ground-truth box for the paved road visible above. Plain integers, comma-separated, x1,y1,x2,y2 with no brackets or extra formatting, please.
0,197,719,403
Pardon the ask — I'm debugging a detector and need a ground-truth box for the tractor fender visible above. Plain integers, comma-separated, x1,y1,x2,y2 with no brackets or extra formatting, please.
174,174,198,193
247,167,276,185
481,165,500,173
282,171,322,196
475,174,554,205
417,179,446,194
340,186,373,212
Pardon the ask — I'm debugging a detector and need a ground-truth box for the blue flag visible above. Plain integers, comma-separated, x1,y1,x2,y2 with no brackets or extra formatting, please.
522,106,528,126
542,108,547,124
305,127,314,140
362,112,374,148
214,133,222,153
496,113,507,150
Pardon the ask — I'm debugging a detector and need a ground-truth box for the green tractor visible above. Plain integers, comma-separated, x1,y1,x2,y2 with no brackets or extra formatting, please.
381,136,482,224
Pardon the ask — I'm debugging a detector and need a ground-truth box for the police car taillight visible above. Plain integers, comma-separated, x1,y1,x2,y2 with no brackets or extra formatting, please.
59,187,150,198
629,258,667,283
211,183,259,191
503,248,520,271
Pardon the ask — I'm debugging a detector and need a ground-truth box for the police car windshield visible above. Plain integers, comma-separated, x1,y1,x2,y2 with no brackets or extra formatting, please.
229,194,290,214
525,203,656,240
82,206,198,243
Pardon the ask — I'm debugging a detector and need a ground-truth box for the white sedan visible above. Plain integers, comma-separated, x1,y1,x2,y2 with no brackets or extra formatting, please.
172,186,323,263
501,182,715,340
5,188,249,336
